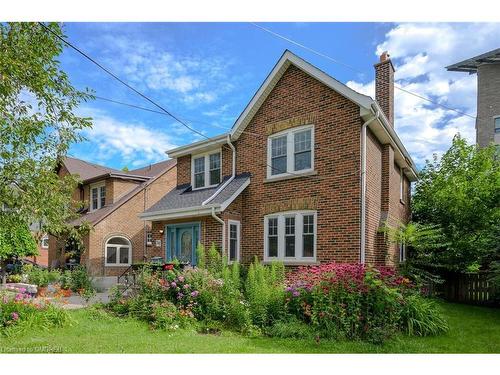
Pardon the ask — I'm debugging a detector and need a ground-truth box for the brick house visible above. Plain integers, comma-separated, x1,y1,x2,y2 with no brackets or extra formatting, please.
140,50,417,267
48,157,176,284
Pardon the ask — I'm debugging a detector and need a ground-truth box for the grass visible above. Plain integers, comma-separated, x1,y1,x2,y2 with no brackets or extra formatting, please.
0,301,498,353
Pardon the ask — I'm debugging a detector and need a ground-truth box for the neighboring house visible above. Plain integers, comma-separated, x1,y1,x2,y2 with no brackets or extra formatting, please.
48,157,177,284
28,221,49,267
140,50,418,267
446,48,500,148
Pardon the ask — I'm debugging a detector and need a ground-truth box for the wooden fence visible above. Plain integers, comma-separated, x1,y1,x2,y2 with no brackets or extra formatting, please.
439,272,498,306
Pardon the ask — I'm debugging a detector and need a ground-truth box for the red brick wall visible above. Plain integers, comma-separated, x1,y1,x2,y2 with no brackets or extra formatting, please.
365,129,383,264
86,166,177,277
233,65,363,264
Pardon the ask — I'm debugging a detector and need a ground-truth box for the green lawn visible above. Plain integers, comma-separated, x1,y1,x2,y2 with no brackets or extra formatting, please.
1,301,498,353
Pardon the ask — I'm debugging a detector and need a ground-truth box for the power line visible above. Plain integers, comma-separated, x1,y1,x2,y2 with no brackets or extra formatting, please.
38,22,210,141
250,22,478,121
38,23,320,180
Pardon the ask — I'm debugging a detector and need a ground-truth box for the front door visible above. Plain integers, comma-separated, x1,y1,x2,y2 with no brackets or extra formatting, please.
166,223,200,265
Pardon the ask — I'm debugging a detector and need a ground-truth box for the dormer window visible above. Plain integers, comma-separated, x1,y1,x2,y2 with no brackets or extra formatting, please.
90,182,106,211
192,150,221,189
267,125,314,179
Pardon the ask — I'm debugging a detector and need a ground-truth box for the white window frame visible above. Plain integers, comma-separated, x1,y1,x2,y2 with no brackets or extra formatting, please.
90,181,106,211
264,210,317,263
191,149,222,190
399,166,405,203
399,242,406,263
41,234,49,249
494,116,500,134
266,124,315,179
105,236,132,267
146,232,153,246
227,220,241,263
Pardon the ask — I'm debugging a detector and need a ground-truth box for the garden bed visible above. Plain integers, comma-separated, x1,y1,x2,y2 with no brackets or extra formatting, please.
0,302,498,353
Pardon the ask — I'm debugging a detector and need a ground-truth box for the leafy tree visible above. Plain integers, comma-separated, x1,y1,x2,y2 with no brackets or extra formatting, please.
0,22,93,270
412,135,500,272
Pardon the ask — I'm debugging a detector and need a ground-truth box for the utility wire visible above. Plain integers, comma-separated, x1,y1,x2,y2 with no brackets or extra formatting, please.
250,22,478,121
38,23,319,179
38,22,210,141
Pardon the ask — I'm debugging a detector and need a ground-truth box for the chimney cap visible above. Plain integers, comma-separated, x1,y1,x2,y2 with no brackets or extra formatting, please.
380,51,390,62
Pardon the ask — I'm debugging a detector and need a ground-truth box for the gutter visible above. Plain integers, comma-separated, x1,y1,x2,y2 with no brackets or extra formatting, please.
360,109,379,265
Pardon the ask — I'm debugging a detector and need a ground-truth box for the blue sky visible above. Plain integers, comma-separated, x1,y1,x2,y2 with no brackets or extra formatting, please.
61,22,500,170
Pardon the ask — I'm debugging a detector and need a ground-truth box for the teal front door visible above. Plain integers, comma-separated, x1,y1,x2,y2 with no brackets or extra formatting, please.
165,223,200,265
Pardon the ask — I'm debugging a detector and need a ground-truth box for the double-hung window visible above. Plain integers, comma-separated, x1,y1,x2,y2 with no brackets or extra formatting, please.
267,125,314,178
41,234,49,249
228,220,241,262
264,211,317,263
399,166,405,203
192,150,221,189
90,182,106,211
399,242,406,263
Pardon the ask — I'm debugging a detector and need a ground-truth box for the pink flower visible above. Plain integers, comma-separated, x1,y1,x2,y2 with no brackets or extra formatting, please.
11,312,19,321
191,290,199,297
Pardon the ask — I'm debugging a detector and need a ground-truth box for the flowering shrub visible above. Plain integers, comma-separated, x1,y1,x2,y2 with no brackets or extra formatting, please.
284,262,444,343
104,254,447,342
0,290,71,336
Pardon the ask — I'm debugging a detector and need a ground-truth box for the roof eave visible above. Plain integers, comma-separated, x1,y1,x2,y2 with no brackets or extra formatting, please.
366,102,418,181
139,204,221,221
167,134,228,158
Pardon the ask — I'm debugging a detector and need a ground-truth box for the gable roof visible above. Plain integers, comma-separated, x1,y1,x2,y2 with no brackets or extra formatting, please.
62,157,152,184
165,50,417,181
63,157,121,181
230,50,374,141
70,159,176,226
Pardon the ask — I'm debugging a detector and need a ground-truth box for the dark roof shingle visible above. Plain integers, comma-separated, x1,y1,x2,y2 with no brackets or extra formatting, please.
144,173,250,214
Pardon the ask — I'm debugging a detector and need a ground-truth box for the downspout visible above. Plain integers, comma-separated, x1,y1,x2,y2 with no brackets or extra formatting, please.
207,134,236,255
360,108,380,264
211,206,225,255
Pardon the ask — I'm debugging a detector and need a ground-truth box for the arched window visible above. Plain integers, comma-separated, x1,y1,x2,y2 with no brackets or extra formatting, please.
105,236,131,266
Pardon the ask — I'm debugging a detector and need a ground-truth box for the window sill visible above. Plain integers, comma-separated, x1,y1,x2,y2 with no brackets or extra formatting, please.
105,264,131,267
264,170,317,183
262,259,319,266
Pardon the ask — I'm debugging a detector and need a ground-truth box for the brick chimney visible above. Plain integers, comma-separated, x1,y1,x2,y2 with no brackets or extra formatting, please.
374,51,395,127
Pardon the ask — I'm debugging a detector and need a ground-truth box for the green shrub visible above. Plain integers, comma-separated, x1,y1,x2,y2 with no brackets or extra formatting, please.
245,259,286,327
69,266,93,292
399,294,449,336
22,265,60,287
59,270,73,290
266,316,315,339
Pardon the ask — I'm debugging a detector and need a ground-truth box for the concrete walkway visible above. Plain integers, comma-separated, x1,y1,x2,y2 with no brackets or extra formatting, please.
42,291,111,310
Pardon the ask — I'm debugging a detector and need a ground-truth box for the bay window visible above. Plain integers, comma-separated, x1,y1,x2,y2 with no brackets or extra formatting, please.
267,125,314,179
264,211,317,262
192,150,221,189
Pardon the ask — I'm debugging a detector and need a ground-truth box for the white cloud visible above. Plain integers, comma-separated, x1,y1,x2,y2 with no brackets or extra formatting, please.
347,23,500,167
79,108,180,166
97,35,233,105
